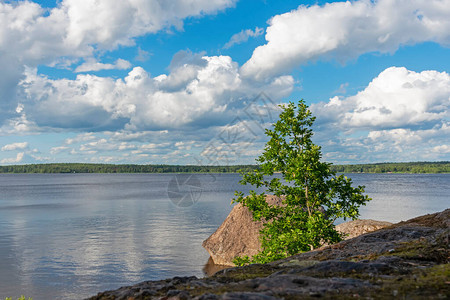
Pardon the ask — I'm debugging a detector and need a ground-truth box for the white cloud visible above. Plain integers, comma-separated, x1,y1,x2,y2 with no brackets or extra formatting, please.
432,145,450,153
0,113,39,135
50,146,69,155
140,143,160,151
118,142,137,151
0,0,237,57
73,136,172,155
320,122,450,163
15,104,24,113
362,123,449,160
106,130,169,142
312,67,450,130
17,53,294,132
1,142,29,151
1,152,24,164
224,27,264,49
75,58,132,73
60,0,237,49
65,133,97,145
79,138,115,152
175,141,196,150
0,0,237,119
242,0,450,79
367,128,423,152
311,67,450,163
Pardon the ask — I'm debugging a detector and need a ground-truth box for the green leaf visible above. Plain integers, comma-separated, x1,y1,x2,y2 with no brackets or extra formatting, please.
234,100,371,264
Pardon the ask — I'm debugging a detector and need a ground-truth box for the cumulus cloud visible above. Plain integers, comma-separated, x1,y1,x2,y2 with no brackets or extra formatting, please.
1,152,24,164
311,67,450,162
224,27,264,49
74,138,171,155
46,132,184,163
50,146,70,155
1,142,29,151
242,0,450,79
0,0,237,121
106,130,169,142
361,123,449,161
75,58,132,73
59,0,237,49
17,53,294,132
65,133,97,145
0,0,237,57
432,144,450,154
0,113,39,135
318,122,450,163
312,67,450,130
32,90,283,164
80,65,445,165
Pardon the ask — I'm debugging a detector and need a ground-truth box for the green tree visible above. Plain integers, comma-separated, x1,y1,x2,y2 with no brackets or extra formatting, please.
233,101,371,265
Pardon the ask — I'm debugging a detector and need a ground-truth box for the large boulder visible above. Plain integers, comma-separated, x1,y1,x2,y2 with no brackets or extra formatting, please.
203,195,392,266
202,195,282,266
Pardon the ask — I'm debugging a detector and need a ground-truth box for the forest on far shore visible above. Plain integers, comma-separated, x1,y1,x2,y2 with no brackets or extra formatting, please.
0,161,448,174
330,161,449,174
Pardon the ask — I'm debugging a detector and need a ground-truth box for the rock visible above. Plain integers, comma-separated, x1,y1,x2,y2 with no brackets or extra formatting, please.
336,219,393,240
203,194,391,265
202,195,283,266
87,209,450,300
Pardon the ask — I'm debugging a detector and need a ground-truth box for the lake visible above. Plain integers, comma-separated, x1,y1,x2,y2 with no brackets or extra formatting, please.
0,173,448,299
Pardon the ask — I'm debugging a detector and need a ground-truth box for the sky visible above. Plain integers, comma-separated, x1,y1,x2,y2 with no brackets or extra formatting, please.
0,0,449,165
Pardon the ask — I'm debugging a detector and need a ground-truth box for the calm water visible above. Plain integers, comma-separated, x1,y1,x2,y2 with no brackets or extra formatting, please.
0,173,448,299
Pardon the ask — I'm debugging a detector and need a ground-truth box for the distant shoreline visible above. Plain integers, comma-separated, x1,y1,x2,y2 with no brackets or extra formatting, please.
0,161,448,174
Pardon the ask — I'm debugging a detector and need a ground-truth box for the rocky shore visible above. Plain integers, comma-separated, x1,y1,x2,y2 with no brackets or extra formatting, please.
88,209,449,299
202,195,393,266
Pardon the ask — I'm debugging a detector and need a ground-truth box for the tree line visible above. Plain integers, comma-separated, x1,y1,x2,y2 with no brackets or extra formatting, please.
0,163,258,174
330,161,450,174
0,161,448,174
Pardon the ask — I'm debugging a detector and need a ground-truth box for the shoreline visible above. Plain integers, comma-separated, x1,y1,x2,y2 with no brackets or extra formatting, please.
1,171,449,175
87,208,449,299
0,161,449,174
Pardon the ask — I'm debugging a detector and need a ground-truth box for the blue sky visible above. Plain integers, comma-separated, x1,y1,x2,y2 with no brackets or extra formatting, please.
0,0,449,165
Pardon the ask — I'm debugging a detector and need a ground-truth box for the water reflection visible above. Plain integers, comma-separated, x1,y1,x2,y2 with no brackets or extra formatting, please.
203,257,230,277
347,173,449,223
0,173,448,299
